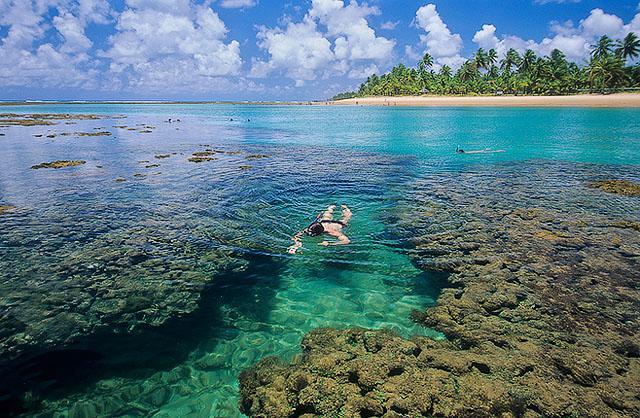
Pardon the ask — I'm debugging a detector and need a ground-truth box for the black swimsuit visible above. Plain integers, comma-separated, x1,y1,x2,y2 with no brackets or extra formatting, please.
320,220,345,227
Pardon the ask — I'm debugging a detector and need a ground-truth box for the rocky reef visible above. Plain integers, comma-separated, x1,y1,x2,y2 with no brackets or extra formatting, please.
30,160,86,169
0,113,109,127
0,211,249,413
589,179,640,197
240,163,640,418
0,205,16,214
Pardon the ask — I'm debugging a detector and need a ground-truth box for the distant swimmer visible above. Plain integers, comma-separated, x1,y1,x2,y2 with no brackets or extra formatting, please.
288,204,352,254
456,146,505,155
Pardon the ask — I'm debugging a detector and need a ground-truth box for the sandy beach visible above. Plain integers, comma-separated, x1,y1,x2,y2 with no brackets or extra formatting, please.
331,94,640,108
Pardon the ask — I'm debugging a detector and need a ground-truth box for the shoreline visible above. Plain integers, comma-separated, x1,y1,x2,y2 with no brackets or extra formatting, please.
331,93,640,108
2,93,640,108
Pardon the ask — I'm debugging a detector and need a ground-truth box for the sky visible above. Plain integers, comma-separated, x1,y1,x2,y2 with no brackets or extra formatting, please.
0,0,639,101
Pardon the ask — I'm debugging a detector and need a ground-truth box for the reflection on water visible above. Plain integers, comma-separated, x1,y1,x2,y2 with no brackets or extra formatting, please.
0,105,638,416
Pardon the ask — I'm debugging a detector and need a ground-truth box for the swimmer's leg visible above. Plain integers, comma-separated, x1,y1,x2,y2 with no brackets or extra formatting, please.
340,204,352,226
321,204,336,221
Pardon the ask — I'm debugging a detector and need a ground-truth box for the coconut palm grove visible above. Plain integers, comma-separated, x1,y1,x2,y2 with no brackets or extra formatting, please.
334,33,640,99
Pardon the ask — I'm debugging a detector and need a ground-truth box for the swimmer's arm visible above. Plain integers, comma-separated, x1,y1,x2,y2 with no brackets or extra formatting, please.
288,231,304,254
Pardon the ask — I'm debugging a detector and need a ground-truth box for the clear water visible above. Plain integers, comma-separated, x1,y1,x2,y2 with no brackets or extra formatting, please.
0,104,638,417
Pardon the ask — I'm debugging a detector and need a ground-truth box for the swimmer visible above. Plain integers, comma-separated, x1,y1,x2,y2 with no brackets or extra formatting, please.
456,146,465,154
288,204,352,254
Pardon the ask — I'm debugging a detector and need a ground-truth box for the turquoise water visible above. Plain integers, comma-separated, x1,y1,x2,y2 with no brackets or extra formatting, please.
0,104,639,416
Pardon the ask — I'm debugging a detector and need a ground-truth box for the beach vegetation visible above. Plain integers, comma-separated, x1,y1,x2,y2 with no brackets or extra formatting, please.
335,33,639,99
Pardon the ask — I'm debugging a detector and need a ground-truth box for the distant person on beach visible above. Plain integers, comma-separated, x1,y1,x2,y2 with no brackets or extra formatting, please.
288,204,352,254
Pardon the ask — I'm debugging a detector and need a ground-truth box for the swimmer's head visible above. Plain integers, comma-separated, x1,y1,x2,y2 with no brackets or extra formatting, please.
305,222,324,236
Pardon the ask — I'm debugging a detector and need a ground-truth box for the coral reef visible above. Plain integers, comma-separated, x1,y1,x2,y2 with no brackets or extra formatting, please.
189,156,217,163
589,179,640,196
0,205,16,215
60,131,112,137
30,160,86,169
240,163,640,418
0,113,108,127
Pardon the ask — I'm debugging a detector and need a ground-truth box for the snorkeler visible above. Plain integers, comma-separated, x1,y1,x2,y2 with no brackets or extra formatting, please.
288,204,352,254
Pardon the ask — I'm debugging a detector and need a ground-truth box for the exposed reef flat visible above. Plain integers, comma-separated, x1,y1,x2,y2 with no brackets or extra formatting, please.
589,179,640,197
60,131,112,137
30,160,86,169
240,162,640,418
0,113,114,127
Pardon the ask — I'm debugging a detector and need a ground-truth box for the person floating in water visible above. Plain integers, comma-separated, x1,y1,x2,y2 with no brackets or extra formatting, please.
456,146,505,155
288,204,352,254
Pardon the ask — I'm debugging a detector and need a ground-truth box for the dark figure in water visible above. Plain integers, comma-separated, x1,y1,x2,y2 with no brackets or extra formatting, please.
456,146,465,154
288,204,352,254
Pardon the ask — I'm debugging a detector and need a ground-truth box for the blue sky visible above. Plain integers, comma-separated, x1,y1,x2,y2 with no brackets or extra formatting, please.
0,0,638,101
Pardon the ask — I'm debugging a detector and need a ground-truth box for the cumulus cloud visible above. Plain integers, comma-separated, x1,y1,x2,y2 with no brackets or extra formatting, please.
412,4,465,69
251,0,394,85
102,0,242,91
0,0,104,89
472,8,640,63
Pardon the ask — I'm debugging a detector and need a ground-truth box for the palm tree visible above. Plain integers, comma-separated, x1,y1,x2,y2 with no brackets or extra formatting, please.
501,48,521,74
487,49,498,68
591,35,615,60
616,33,640,62
519,50,536,74
419,53,434,70
459,60,479,82
588,55,628,92
439,65,452,78
474,48,488,70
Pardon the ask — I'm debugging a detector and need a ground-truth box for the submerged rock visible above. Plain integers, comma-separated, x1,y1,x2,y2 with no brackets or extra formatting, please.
60,131,112,137
246,154,269,160
155,154,171,159
31,160,86,169
240,162,640,418
188,157,217,163
589,179,640,196
0,205,16,214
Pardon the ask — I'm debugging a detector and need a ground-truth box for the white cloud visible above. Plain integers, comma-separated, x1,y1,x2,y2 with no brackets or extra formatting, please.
534,0,581,4
102,1,242,90
380,20,399,30
251,0,394,85
472,24,498,50
0,0,102,89
472,8,640,64
413,4,464,69
251,17,333,83
53,10,93,53
219,0,257,8
580,8,625,38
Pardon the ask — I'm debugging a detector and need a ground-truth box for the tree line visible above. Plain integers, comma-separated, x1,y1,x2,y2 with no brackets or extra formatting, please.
333,33,640,99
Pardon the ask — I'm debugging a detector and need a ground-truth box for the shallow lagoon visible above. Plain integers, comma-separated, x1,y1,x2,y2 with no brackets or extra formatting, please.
0,104,639,416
